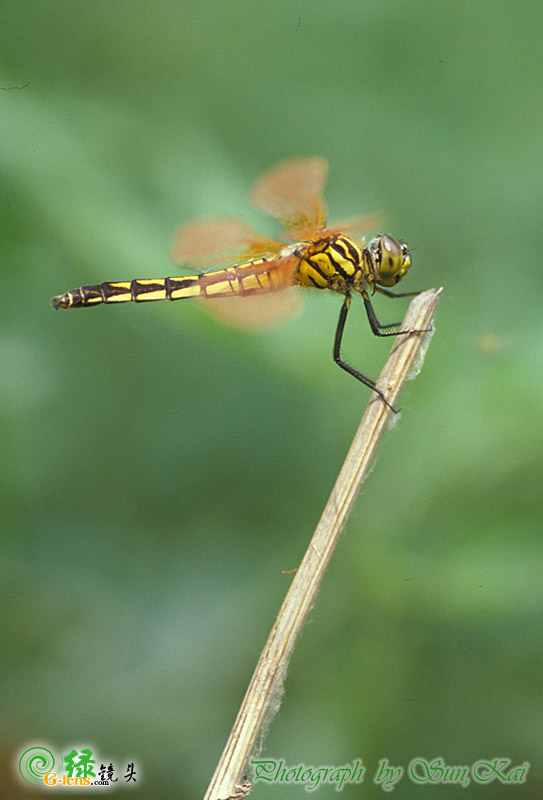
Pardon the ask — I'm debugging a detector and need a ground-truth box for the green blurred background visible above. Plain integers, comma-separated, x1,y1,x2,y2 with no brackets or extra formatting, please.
2,1,541,797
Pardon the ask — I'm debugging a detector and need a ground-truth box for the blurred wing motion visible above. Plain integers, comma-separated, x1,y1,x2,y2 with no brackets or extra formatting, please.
199,287,302,330
251,156,329,239
326,211,383,240
170,215,302,327
170,216,283,270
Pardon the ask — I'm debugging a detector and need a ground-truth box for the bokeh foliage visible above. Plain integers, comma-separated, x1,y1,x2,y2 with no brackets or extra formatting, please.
1,1,542,797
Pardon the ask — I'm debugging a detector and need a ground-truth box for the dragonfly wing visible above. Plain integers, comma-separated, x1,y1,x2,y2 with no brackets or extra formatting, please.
250,156,329,240
170,216,283,270
194,251,301,328
198,289,303,330
327,211,384,241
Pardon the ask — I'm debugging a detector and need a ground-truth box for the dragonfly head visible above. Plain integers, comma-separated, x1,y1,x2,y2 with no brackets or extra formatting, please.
370,234,412,287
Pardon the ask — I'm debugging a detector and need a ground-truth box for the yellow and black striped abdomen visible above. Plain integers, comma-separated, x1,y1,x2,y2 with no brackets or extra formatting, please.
52,258,294,309
52,236,370,309
295,235,365,294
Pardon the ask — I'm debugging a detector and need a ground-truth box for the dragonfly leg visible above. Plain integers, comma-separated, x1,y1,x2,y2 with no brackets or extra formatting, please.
362,292,432,337
333,296,398,413
375,286,422,299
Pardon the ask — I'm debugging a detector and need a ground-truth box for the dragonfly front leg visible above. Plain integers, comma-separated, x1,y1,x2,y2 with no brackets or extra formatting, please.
362,292,431,337
375,286,422,299
333,296,398,413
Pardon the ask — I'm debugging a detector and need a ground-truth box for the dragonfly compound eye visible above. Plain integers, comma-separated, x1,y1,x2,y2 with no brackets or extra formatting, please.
371,234,412,287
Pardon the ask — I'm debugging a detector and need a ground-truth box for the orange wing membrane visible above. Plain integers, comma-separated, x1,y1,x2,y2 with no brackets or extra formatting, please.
52,157,429,411
250,156,328,240
171,217,283,270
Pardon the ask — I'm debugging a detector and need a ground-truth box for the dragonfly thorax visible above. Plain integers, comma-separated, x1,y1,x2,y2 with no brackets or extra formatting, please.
295,234,368,295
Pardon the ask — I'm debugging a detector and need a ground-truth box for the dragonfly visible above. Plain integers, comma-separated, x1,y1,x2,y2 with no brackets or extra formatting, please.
52,156,428,411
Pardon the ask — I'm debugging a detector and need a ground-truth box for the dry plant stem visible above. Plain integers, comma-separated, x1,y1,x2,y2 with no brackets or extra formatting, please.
204,288,442,800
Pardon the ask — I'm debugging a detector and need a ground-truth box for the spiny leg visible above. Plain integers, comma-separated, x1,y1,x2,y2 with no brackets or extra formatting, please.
333,296,398,413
